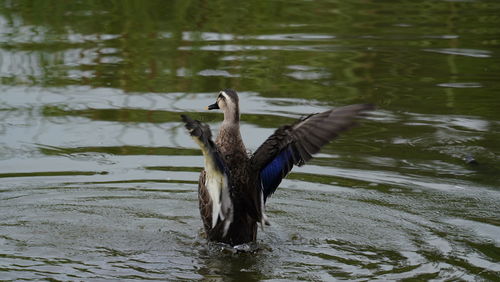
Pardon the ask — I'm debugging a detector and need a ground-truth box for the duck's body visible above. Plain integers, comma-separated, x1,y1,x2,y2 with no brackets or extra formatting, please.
182,89,373,246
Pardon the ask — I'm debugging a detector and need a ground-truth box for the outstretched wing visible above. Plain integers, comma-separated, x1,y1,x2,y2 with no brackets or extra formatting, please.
181,115,233,235
251,104,374,201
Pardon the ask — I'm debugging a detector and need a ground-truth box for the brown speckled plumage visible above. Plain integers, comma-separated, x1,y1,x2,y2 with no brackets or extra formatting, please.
182,89,373,246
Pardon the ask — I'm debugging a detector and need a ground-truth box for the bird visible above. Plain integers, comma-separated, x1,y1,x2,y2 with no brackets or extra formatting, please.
181,89,373,246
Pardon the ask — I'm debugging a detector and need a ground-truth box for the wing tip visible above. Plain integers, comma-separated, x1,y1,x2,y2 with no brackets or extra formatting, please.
339,103,376,113
362,103,376,111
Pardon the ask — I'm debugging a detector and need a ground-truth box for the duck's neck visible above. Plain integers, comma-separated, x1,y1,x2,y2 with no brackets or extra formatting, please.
216,111,246,157
221,111,239,129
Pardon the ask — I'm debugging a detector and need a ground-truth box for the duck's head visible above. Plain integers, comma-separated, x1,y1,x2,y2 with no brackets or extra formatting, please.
206,89,240,122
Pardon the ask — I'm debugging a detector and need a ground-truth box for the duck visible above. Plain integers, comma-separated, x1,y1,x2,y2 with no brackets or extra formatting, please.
181,89,373,246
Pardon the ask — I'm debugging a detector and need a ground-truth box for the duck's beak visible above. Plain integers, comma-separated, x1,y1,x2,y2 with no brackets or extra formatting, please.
205,102,219,110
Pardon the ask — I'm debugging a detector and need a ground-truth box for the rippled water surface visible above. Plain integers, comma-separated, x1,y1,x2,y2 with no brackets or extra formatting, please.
1,0,499,280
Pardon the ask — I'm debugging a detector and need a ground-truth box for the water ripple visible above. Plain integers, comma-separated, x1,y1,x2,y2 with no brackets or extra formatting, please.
178,44,339,52
423,48,491,58
437,82,483,88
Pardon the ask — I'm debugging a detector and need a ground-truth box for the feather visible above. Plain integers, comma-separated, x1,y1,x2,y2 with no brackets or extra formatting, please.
251,104,374,201
181,115,234,233
260,147,295,196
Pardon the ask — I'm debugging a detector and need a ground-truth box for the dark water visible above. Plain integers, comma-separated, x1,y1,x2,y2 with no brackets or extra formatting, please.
1,0,499,280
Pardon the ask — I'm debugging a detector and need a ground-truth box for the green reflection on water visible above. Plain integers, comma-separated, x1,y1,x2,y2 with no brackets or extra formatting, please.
1,0,497,117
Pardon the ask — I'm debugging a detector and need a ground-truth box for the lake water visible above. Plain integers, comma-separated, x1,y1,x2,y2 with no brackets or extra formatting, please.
1,0,499,280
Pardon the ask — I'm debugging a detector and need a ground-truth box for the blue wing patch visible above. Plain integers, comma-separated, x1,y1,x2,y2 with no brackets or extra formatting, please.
260,147,295,201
